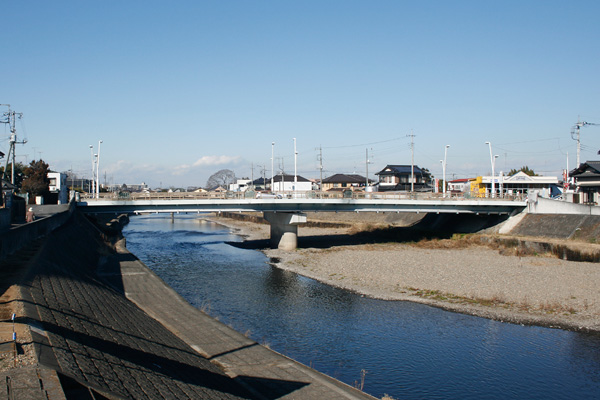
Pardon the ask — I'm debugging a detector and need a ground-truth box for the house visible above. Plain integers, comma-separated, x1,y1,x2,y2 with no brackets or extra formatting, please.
106,183,149,193
470,172,559,198
447,178,472,194
375,165,431,192
251,177,270,191
229,179,252,192
570,161,600,204
321,174,371,191
47,172,69,204
271,174,312,193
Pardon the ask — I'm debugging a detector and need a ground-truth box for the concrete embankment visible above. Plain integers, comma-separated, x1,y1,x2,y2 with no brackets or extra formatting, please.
220,210,600,262
0,210,375,399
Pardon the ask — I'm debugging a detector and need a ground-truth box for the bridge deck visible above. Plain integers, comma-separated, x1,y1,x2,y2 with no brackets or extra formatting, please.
78,197,527,215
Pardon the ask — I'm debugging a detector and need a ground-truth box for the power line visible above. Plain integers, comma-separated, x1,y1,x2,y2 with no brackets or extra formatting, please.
322,137,403,150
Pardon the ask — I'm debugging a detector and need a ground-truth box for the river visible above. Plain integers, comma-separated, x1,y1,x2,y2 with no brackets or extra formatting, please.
122,214,600,399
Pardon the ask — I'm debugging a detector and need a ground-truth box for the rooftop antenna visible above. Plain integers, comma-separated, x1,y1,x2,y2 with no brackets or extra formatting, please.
0,105,26,184
571,117,599,166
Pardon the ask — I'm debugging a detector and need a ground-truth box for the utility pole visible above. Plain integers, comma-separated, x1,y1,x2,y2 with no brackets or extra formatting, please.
316,146,323,191
259,165,266,190
1,105,26,184
96,140,103,199
89,145,95,195
571,117,599,166
442,145,450,197
407,131,415,192
365,148,372,188
293,138,297,195
271,142,274,193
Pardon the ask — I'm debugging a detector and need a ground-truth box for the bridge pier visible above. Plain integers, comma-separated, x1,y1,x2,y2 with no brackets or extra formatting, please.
263,212,307,250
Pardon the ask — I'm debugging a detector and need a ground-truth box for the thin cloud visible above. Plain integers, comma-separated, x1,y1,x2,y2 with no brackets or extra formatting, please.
192,155,242,167
172,155,243,176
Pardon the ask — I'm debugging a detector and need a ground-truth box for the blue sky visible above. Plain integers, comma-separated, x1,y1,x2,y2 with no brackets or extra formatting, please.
1,1,598,188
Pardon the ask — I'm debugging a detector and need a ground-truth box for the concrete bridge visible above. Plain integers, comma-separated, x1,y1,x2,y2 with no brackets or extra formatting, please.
77,195,527,250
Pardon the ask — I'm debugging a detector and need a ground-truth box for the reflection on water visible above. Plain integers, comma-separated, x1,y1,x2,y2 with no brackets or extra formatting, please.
123,214,600,399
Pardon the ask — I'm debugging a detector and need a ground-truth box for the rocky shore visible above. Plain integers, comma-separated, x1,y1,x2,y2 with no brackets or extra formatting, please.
212,215,600,334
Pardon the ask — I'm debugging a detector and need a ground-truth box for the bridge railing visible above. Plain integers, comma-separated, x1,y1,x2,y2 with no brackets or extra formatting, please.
79,190,527,202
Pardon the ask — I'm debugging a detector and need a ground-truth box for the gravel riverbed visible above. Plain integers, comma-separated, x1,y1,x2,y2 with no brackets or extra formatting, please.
214,217,600,333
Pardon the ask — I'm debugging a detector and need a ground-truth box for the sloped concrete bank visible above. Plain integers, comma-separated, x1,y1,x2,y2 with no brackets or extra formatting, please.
1,211,375,399
3,212,255,398
488,213,600,262
218,210,600,262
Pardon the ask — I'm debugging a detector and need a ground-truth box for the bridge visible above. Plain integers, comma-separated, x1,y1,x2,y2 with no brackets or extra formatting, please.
78,193,527,250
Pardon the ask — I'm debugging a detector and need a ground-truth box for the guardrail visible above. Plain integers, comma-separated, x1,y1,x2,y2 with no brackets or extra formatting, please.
80,191,528,202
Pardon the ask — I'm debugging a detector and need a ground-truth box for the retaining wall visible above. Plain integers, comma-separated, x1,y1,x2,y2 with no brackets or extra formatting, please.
528,195,600,215
0,201,76,262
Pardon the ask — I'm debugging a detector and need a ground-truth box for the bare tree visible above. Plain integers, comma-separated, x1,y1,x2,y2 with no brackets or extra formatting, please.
206,169,236,190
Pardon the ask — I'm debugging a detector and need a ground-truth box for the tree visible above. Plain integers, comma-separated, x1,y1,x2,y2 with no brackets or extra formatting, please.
21,160,50,200
508,166,537,177
421,168,433,184
206,169,236,190
0,161,27,188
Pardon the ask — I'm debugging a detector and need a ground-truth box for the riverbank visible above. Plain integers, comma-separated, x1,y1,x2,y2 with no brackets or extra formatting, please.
0,211,379,399
212,214,600,334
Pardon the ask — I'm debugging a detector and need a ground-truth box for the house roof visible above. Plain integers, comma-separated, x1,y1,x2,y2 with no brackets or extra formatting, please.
251,177,269,185
502,171,559,184
376,165,424,175
272,174,310,183
323,173,369,184
449,178,472,183
570,161,600,177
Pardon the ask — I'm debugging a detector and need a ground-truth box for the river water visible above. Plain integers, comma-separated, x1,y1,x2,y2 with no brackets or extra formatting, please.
122,214,600,399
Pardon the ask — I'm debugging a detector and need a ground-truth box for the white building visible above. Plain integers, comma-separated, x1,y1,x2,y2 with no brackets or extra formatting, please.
48,172,69,204
229,179,252,192
447,178,471,193
106,182,149,192
271,174,312,193
479,172,560,197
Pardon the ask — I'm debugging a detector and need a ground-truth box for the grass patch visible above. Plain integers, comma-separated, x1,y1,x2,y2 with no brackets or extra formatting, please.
407,287,581,315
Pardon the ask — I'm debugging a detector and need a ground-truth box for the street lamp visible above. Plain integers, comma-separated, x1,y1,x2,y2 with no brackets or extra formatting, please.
96,140,103,199
442,145,450,197
293,138,297,196
271,142,274,193
485,141,495,198
494,154,499,197
89,145,95,195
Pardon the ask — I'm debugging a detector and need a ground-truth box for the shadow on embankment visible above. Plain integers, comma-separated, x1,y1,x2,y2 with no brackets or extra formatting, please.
230,213,509,250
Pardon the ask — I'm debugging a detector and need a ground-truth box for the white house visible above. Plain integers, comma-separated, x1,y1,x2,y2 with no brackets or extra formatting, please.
447,178,472,193
48,172,69,204
229,179,252,192
271,174,312,193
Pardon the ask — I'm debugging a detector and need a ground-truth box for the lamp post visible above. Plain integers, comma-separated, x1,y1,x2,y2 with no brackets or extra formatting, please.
442,144,450,197
485,141,495,198
293,138,298,196
271,142,274,193
89,145,95,196
494,154,499,197
96,140,103,199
